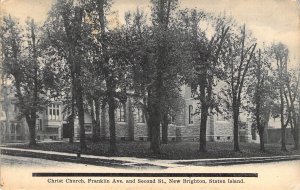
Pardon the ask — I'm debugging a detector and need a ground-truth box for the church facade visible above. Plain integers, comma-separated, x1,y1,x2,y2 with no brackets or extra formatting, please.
0,85,253,143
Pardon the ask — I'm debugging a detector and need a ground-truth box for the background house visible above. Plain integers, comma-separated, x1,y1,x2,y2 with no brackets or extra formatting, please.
0,86,28,142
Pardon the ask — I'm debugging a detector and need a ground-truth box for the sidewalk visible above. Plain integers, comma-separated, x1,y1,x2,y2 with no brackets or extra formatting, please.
0,147,177,169
1,146,300,168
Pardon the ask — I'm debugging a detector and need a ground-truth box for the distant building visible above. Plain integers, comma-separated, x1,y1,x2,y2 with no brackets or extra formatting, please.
0,86,28,142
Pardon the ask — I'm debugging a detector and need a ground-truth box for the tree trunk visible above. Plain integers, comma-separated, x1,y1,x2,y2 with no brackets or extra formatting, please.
100,102,106,140
68,61,76,143
149,75,162,153
279,85,287,151
147,117,152,141
26,116,36,147
161,112,168,144
145,112,151,141
28,124,36,146
149,106,161,154
108,95,117,153
199,104,208,152
75,75,86,150
149,0,171,152
233,103,240,152
90,98,100,142
199,66,209,152
258,128,265,152
69,92,75,143
94,98,101,142
77,98,86,150
29,126,36,146
285,72,299,150
292,127,299,150
90,99,96,141
145,90,152,141
290,108,299,150
281,127,287,151
127,98,134,141
29,21,38,147
68,115,74,143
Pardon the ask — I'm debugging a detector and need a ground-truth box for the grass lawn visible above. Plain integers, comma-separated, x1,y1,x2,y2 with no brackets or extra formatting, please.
7,141,300,160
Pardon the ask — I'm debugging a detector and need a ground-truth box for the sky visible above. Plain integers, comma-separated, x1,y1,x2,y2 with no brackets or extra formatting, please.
1,0,299,65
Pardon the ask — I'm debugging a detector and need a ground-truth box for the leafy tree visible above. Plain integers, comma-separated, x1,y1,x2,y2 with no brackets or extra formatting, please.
271,42,290,151
84,0,132,153
80,12,107,142
181,10,230,152
0,16,46,146
41,25,76,143
122,9,153,139
123,2,185,152
45,0,88,149
247,48,274,151
284,69,300,150
222,24,257,151
147,0,180,153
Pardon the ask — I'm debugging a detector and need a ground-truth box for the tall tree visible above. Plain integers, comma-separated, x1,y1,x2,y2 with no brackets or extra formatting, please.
247,48,274,151
181,10,230,152
125,8,187,145
0,16,46,146
45,0,87,149
148,0,179,153
284,69,300,150
80,13,106,142
84,0,131,153
123,9,153,140
222,24,257,151
271,42,290,151
41,29,75,143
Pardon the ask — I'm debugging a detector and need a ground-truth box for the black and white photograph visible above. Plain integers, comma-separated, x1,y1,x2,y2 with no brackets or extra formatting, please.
0,0,299,189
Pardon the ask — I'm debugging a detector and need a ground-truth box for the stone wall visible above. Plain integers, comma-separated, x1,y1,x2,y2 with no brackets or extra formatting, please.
214,120,233,142
167,124,177,141
175,125,200,141
133,123,177,142
266,128,295,144
134,123,148,141
115,122,131,140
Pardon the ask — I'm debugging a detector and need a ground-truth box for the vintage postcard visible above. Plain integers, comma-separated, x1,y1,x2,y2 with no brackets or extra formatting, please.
0,0,299,189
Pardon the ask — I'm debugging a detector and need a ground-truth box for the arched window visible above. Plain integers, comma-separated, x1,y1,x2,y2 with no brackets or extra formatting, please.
116,103,126,122
137,107,145,123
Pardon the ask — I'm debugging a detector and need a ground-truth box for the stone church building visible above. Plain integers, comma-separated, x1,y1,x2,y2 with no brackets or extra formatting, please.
0,84,253,143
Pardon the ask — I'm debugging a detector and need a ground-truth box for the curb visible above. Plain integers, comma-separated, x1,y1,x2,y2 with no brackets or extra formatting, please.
176,155,300,166
1,147,299,167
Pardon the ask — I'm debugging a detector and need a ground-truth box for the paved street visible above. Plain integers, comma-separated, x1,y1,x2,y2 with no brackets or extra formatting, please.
1,154,67,167
1,154,300,171
0,154,125,170
1,154,299,190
